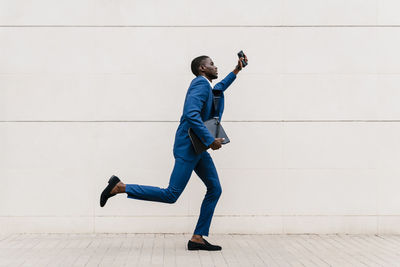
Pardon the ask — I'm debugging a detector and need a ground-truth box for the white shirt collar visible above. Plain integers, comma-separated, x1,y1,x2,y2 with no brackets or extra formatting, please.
200,75,212,87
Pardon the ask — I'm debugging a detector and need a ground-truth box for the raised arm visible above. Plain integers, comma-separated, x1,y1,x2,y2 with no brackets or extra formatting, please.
213,55,248,92
213,72,236,92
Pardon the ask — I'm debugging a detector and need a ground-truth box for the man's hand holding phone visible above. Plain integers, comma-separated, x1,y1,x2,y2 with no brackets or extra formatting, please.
233,50,248,74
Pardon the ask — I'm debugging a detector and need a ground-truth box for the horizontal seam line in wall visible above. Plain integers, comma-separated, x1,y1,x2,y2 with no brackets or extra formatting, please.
1,25,400,28
1,215,396,218
1,234,395,237
3,73,400,75
1,120,400,123
219,169,379,172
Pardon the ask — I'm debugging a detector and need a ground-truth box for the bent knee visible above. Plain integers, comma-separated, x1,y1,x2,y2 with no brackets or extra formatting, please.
210,185,222,199
165,198,177,204
215,186,222,197
165,189,182,204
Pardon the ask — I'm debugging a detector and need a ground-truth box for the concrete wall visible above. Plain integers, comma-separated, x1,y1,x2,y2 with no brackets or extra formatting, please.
1,0,400,234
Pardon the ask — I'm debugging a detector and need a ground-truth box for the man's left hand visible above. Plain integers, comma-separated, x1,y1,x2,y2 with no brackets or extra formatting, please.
233,55,248,74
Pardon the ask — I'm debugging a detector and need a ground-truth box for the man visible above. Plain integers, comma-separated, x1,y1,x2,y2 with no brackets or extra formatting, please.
100,54,248,251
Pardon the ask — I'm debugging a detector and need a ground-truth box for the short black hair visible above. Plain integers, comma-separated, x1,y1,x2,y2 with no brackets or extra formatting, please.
191,55,209,76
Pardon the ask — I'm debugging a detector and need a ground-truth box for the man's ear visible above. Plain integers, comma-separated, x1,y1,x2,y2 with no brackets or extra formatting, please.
199,64,205,73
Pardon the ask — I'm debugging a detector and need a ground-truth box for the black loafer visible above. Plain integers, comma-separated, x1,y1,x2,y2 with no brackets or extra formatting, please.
100,175,120,207
187,239,222,251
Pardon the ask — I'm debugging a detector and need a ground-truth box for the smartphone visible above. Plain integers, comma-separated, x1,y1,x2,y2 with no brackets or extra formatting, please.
237,50,248,67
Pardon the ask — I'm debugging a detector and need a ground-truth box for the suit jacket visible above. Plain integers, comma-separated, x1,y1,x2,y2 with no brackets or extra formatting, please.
173,72,236,161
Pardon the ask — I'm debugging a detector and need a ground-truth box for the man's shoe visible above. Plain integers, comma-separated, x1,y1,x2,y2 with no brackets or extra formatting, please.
187,239,222,251
100,175,120,207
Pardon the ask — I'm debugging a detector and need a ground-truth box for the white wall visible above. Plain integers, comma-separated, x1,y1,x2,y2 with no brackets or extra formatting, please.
2,0,400,234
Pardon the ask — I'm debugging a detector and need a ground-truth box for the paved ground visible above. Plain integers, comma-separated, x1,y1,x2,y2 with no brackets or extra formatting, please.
1,233,400,266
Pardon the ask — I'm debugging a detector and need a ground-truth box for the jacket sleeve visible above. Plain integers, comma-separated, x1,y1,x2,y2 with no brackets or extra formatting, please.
213,72,237,92
212,72,237,119
183,79,215,147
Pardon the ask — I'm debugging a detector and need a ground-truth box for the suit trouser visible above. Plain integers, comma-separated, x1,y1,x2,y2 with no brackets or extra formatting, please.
125,152,222,236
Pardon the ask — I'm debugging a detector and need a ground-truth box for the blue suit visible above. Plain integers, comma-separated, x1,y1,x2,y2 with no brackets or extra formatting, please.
125,72,236,236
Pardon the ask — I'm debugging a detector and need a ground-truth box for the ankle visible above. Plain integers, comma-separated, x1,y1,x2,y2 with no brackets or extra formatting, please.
191,234,203,241
111,182,126,194
191,235,205,244
118,182,126,193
